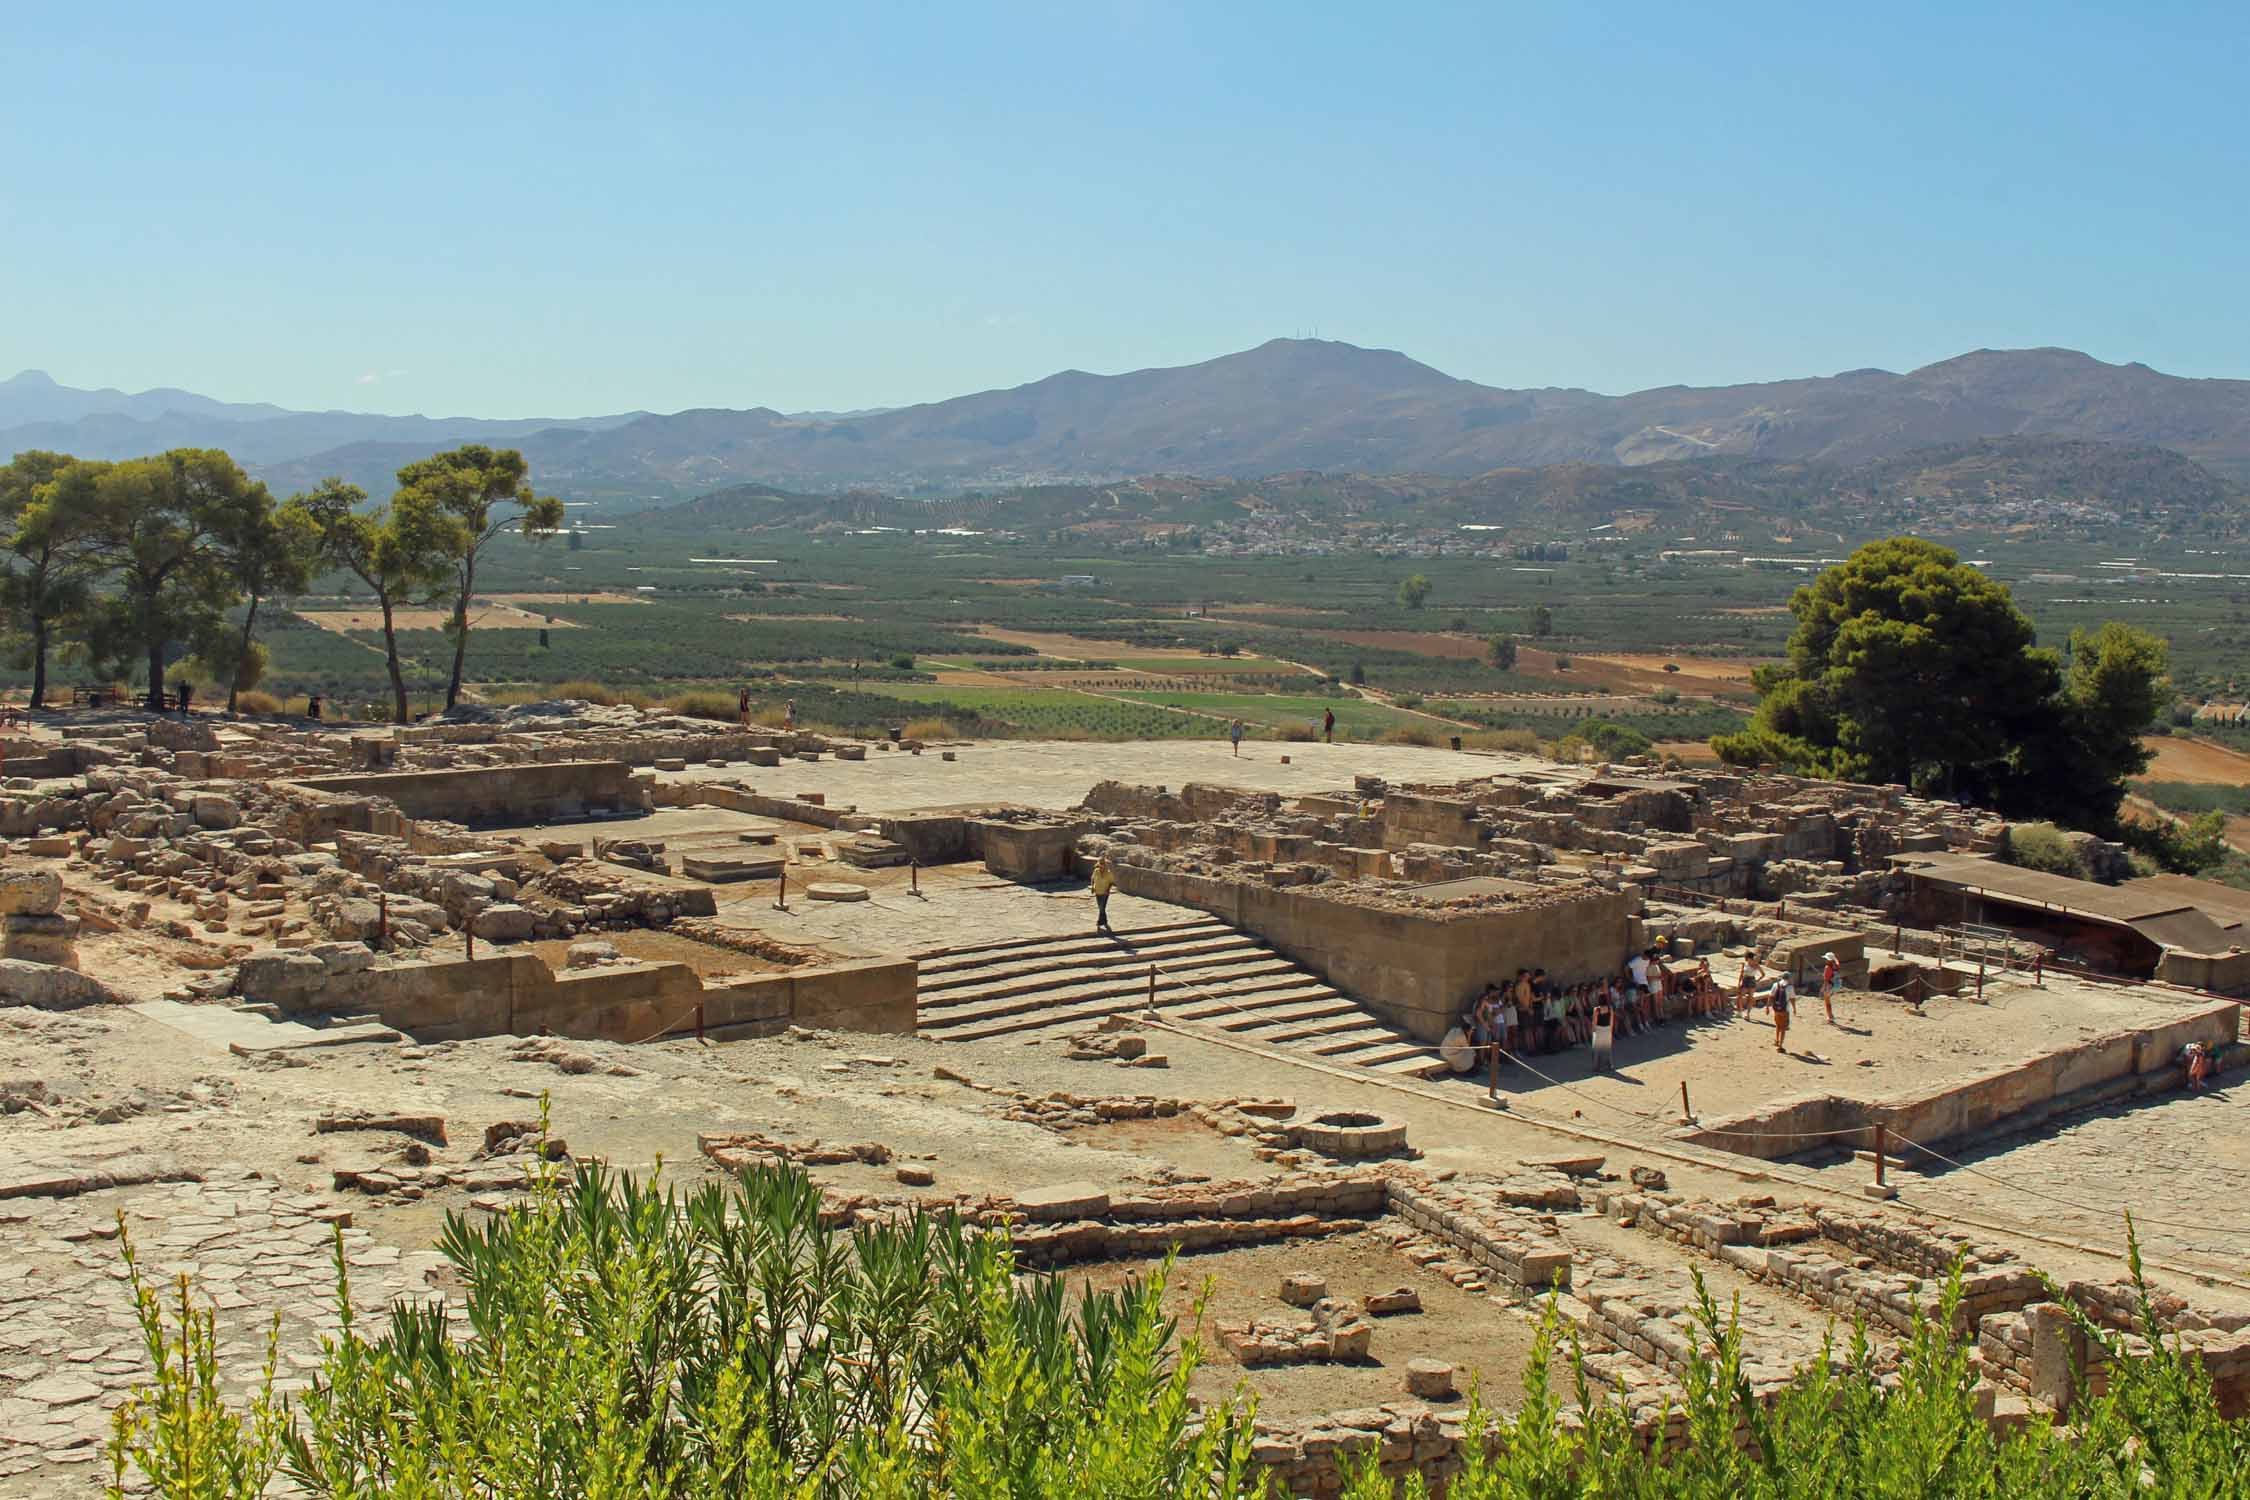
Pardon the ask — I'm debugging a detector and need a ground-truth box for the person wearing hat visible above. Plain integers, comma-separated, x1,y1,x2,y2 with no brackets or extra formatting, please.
1819,951,1841,1025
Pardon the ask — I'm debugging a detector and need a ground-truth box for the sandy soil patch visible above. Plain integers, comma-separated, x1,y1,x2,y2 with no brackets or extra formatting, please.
1070,1230,1538,1421
1582,653,1764,684
1288,629,1491,660
490,591,649,606
723,612,853,622
301,602,579,633
2143,735,2250,785
972,626,1171,656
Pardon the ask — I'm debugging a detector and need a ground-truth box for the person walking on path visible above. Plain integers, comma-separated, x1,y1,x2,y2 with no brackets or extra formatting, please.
1228,718,1245,756
1820,951,1841,1024
783,699,796,731
738,685,751,726
1322,707,1335,744
1590,996,1615,1073
1090,856,1115,933
1769,974,1792,1053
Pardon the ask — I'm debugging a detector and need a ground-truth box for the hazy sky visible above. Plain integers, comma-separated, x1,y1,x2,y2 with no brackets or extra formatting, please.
6,1,2245,417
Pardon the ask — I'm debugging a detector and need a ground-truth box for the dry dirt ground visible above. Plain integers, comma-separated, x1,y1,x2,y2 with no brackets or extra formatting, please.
7,933,2249,1491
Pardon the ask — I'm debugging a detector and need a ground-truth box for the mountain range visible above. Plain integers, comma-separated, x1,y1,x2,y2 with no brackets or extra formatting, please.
8,341,2250,509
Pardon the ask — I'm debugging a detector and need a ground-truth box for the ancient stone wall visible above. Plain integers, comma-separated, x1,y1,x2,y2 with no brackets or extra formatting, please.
285,760,642,825
1682,999,2242,1160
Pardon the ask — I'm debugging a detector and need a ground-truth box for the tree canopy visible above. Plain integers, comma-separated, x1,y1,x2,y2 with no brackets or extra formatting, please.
396,445,562,709
76,450,275,712
1395,572,1432,609
1714,537,2167,828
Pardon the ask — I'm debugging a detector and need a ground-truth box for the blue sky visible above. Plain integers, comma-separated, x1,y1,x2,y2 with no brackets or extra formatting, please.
5,1,2245,417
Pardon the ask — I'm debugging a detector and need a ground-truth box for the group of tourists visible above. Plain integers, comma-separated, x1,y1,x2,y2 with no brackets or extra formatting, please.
1453,947,1848,1076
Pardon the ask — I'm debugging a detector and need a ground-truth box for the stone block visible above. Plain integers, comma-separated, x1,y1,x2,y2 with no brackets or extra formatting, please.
234,950,332,1008
1405,1359,1457,1399
1016,1181,1110,1222
0,869,62,916
682,854,784,883
0,958,115,1009
1280,1273,1328,1307
470,904,538,943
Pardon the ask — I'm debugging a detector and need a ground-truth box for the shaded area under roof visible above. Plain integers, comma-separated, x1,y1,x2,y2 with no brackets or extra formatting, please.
1895,852,2246,953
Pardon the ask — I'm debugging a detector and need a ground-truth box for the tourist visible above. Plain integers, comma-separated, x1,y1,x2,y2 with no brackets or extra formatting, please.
1691,957,1718,1016
1820,951,1841,1024
1090,855,1115,932
306,693,323,722
1626,947,1651,1023
1590,994,1615,1073
1737,954,1766,1017
1322,707,1335,744
783,699,796,731
176,680,193,715
1498,983,1520,1058
2183,1040,2214,1091
1513,968,1538,1053
738,685,751,725
1229,718,1245,756
1537,969,1565,1052
1769,973,1792,1053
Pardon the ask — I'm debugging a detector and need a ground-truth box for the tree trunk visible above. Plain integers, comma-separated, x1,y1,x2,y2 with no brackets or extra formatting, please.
228,594,260,716
146,638,168,713
28,616,46,711
381,597,410,724
444,555,475,710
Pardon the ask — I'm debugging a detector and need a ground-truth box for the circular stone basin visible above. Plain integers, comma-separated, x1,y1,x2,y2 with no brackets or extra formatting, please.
1297,1108,1408,1160
806,882,871,902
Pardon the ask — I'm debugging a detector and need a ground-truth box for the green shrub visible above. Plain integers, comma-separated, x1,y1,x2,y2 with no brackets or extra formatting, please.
903,716,958,741
1382,725,1439,747
232,690,283,717
665,689,740,722
108,1149,1254,1497
2003,821,2084,876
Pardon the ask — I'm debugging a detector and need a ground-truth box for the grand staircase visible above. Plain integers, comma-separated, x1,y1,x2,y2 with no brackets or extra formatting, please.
913,916,1450,1077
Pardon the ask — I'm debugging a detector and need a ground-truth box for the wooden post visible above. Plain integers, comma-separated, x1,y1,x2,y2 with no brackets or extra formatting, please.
1488,1034,1501,1099
775,867,787,911
1679,1080,1691,1123
1894,922,1903,956
695,1001,705,1045
1874,1124,1887,1188
1147,965,1157,1008
910,859,919,896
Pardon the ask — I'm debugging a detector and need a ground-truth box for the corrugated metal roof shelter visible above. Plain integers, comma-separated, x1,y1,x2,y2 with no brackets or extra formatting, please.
1895,852,2245,956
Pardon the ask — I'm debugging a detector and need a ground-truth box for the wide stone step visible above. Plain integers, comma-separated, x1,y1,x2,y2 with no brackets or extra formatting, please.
1171,992,1357,1028
913,958,1305,1016
917,957,1309,1028
917,935,1265,995
915,925,1242,979
1230,1010,1399,1045
911,918,1225,965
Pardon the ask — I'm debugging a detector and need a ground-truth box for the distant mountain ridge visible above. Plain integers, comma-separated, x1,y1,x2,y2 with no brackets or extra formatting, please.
9,341,2250,506
647,435,2246,541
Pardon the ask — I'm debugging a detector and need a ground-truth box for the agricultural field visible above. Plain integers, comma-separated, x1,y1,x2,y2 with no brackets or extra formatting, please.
842,683,1211,739
1107,688,1443,739
31,513,2240,752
